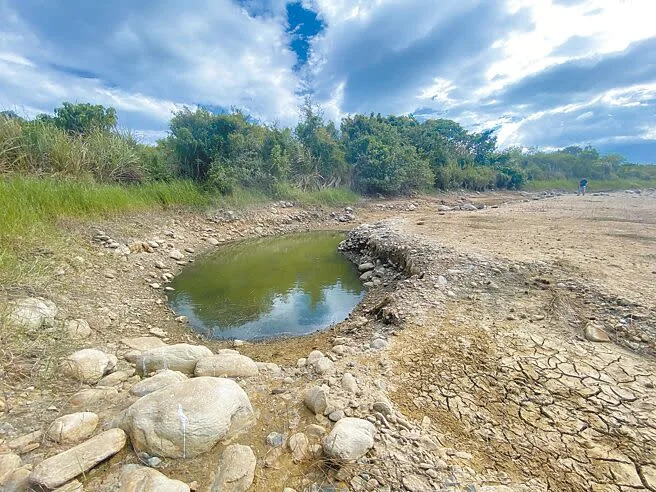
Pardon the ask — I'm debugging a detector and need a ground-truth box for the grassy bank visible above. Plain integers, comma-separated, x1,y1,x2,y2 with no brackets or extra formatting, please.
0,176,358,285
526,177,656,192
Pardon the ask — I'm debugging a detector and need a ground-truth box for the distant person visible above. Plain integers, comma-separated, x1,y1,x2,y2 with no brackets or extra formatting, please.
578,178,588,196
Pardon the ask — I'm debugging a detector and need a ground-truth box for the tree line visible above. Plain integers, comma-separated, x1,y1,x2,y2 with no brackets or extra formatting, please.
1,102,653,195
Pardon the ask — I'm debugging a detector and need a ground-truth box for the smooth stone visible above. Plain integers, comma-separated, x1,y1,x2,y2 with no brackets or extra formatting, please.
370,338,388,350
584,323,611,342
169,249,185,260
135,344,213,375
313,357,335,375
323,418,375,461
210,444,256,492
194,353,259,378
60,349,117,384
306,350,324,365
7,297,58,330
119,464,190,492
341,373,358,393
121,336,168,352
266,432,285,447
358,262,375,272
130,370,188,397
69,387,119,409
29,428,126,490
47,412,99,444
304,386,328,415
120,377,253,458
98,369,134,387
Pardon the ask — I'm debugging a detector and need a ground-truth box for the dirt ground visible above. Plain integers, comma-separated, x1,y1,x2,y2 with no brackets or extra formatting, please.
1,189,655,491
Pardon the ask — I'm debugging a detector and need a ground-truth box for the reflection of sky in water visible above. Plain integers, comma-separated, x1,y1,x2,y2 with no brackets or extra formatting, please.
174,282,363,341
169,231,363,340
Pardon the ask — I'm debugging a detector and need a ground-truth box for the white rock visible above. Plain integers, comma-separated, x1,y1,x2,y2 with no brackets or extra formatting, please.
29,428,126,490
370,338,388,350
65,319,92,338
7,297,58,330
304,386,328,415
130,370,188,397
210,444,256,492
120,377,253,458
323,418,375,461
256,362,281,375
341,373,358,393
47,412,99,444
135,344,213,375
194,353,259,378
306,350,324,365
0,453,21,485
61,349,117,384
121,336,168,352
169,249,185,260
313,356,335,375
119,464,190,492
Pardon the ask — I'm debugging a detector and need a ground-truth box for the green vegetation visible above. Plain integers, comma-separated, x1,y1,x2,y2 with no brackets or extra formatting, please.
1,100,654,284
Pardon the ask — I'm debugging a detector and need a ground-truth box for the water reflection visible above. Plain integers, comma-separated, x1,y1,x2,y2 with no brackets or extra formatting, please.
168,232,364,340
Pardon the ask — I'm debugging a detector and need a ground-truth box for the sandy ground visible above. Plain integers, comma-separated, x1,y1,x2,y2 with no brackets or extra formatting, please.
1,189,655,491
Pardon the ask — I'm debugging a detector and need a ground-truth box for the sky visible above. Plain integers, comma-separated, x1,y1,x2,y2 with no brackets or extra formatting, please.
0,0,655,163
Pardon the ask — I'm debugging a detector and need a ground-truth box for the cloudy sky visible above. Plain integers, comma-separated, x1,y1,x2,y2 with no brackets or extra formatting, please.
1,0,655,162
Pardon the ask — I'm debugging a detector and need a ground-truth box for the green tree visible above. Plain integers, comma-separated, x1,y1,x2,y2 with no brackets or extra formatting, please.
50,102,117,135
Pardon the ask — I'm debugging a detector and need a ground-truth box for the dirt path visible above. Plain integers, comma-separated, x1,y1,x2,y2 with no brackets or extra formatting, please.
1,190,655,491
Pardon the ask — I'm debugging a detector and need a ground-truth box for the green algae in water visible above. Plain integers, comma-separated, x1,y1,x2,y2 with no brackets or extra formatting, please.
169,231,364,340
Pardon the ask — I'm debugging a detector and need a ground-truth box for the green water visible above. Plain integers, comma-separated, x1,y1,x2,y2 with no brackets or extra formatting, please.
169,231,364,340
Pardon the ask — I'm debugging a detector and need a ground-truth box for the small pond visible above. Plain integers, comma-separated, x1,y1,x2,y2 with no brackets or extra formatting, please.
168,231,364,340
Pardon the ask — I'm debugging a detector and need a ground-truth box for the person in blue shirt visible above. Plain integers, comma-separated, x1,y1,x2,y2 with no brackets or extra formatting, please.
578,178,588,195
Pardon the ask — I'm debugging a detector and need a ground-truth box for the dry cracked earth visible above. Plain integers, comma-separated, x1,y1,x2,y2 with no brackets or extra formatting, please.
1,189,655,491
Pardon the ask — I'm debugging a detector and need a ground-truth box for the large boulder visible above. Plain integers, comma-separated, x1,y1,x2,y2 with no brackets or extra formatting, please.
120,377,253,458
210,444,256,492
323,418,375,461
6,297,58,330
29,428,126,490
119,464,190,492
60,349,117,384
135,344,212,375
46,412,99,444
194,353,259,378
130,369,188,397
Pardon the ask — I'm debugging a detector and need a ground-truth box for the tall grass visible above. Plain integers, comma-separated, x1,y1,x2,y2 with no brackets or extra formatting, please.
1,117,145,182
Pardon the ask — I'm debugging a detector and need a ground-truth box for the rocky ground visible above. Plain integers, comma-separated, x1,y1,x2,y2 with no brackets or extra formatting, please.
0,189,655,491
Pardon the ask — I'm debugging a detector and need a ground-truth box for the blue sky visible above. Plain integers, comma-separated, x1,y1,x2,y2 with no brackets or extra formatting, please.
1,0,655,162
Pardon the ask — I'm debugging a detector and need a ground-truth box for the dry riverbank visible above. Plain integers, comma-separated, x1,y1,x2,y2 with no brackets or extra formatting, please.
1,189,655,491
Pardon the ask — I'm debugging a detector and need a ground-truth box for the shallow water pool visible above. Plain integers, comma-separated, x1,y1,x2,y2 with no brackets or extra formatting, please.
168,231,364,340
